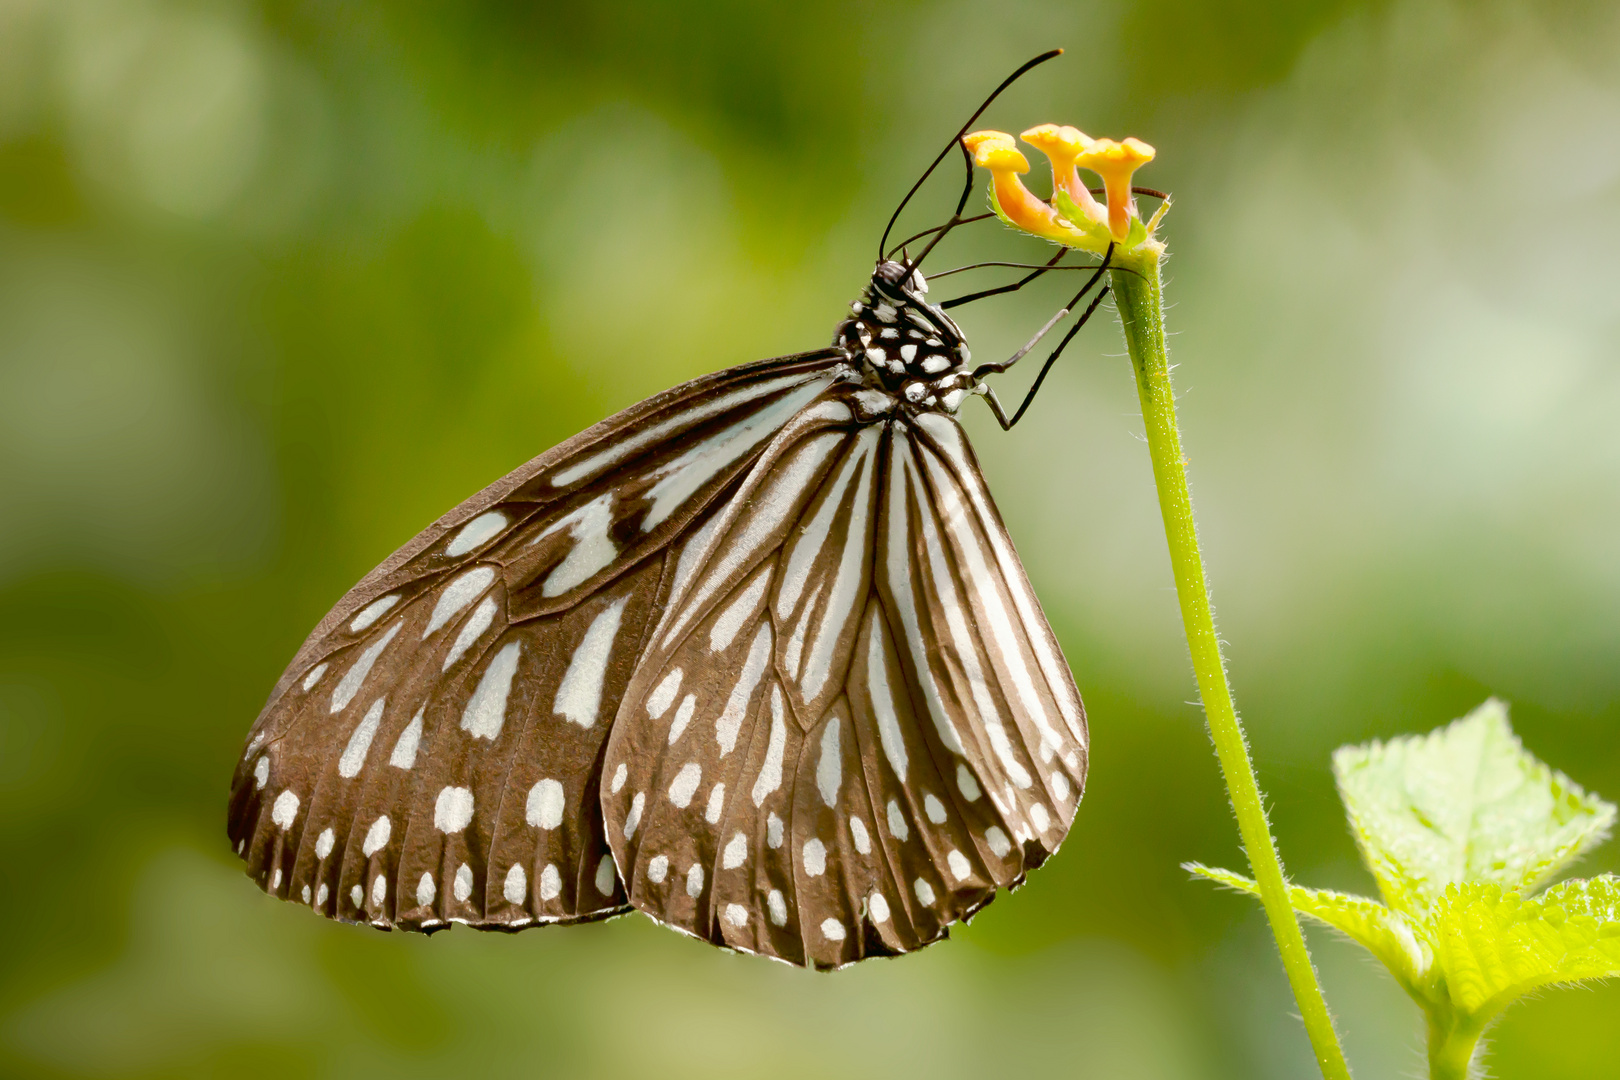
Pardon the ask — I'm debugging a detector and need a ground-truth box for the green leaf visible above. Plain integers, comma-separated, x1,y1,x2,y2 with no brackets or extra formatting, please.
1430,875,1620,1019
1185,863,1434,996
1333,699,1615,916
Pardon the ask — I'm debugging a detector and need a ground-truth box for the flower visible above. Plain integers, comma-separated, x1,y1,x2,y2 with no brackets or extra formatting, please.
964,125,1160,249
1075,136,1155,242
1019,124,1107,228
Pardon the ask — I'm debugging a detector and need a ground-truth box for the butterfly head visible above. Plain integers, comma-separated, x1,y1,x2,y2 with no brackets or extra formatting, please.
835,260,976,414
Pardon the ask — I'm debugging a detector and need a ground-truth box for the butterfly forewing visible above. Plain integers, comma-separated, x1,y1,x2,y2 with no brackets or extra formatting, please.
228,352,844,929
604,396,1089,968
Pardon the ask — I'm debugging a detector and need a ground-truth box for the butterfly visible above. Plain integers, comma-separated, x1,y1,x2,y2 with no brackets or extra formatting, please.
228,51,1115,970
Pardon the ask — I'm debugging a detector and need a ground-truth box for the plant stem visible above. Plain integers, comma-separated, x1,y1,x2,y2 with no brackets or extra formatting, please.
1427,1014,1483,1080
1109,243,1354,1080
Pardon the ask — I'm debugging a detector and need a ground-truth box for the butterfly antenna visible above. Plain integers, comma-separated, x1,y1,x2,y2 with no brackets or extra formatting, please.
876,48,1064,263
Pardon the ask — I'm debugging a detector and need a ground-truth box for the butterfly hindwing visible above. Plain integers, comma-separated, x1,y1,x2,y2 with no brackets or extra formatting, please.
227,352,844,929
605,394,1089,968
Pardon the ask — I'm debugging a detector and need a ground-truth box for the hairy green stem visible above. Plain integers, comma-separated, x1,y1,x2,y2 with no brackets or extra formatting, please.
1427,1013,1484,1080
1108,243,1354,1080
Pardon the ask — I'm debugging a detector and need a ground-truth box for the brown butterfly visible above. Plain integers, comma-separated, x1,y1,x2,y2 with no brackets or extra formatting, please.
228,51,1111,970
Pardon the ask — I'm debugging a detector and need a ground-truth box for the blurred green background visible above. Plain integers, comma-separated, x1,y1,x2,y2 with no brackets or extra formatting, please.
3,0,1618,1077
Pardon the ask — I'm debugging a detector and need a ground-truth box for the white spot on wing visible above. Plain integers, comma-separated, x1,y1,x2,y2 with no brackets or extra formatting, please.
362,815,391,857
956,763,981,802
668,762,702,808
710,569,770,653
434,786,474,833
685,863,704,898
667,694,696,743
331,623,402,713
752,685,786,806
453,864,473,902
623,792,645,838
662,512,723,617
781,582,820,679
301,663,328,691
371,874,386,906
351,885,364,908
389,706,424,769
1030,803,1051,832
504,863,527,905
350,594,399,632
705,783,725,824
886,799,909,841
417,873,436,907
648,854,669,883
914,878,936,906
526,778,564,829
722,831,747,869
424,567,496,637
338,697,386,778
768,889,787,926
947,849,971,881
725,903,747,927
924,793,947,824
850,816,870,854
716,624,771,755
460,641,521,740
869,892,890,923
271,790,299,829
816,718,841,806
766,813,784,849
447,511,507,556
316,882,329,906
253,755,269,790
1052,772,1071,803
553,597,627,727
985,826,1011,858
443,596,498,670
865,611,909,780
539,863,562,901
610,763,628,793
595,854,616,895
821,918,846,942
802,838,826,877
315,827,334,859
646,668,683,718
536,493,617,597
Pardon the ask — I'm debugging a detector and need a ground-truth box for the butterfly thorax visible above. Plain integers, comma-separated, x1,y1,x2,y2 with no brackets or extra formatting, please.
833,260,975,415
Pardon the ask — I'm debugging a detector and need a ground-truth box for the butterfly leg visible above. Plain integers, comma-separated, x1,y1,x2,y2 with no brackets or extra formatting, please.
939,246,1068,309
974,246,1114,430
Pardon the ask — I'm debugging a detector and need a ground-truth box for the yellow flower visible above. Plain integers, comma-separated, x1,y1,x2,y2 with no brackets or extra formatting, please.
966,125,1159,247
1075,136,1155,242
962,130,1091,246
1019,124,1107,229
